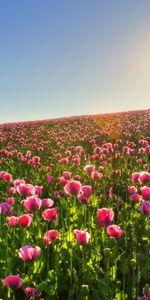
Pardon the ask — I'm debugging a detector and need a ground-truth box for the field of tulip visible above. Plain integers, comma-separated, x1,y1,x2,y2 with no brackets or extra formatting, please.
0,110,150,300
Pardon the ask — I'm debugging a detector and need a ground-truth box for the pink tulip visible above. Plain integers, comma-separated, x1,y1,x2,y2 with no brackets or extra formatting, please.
24,287,41,298
3,275,23,290
0,202,12,215
83,165,95,174
7,216,19,227
13,178,25,187
63,171,72,180
1,171,12,182
19,214,33,227
74,229,90,245
131,172,140,183
41,198,54,208
91,171,102,180
18,245,41,261
140,186,150,200
77,194,90,203
23,196,42,211
107,225,124,238
17,183,33,197
32,185,43,197
42,208,58,222
64,180,81,196
128,186,137,195
138,172,150,185
81,185,92,198
47,175,54,184
97,208,114,227
6,197,15,205
140,201,150,215
130,193,141,203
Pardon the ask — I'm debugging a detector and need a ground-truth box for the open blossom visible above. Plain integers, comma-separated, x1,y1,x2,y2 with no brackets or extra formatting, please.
97,208,114,227
131,172,140,183
41,198,54,208
42,208,58,222
84,165,95,174
130,193,141,203
0,202,12,215
24,287,41,298
18,245,41,261
7,216,19,227
91,171,102,180
74,229,90,245
47,175,54,184
13,178,25,187
107,225,124,238
138,172,150,185
140,201,150,215
19,214,33,227
23,196,42,211
17,183,33,197
32,185,43,197
128,186,137,195
0,171,13,182
3,275,23,290
140,186,150,200
64,180,81,196
43,229,59,245
81,185,92,198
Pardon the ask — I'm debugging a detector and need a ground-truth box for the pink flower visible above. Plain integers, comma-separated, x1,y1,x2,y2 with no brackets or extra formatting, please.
84,165,95,174
63,171,71,180
128,186,137,195
140,201,150,215
1,171,13,182
41,198,54,208
64,180,81,196
74,229,90,245
17,183,33,197
0,202,12,215
47,229,59,239
19,214,33,227
42,208,58,222
138,172,150,185
23,196,42,211
91,171,102,180
130,193,141,203
13,178,25,187
77,194,90,203
81,185,92,198
7,216,19,227
131,172,140,183
24,287,41,298
18,245,41,261
43,229,59,245
6,197,15,205
140,186,150,200
8,187,16,194
32,185,43,197
97,208,114,227
107,225,124,238
47,175,54,184
3,275,23,290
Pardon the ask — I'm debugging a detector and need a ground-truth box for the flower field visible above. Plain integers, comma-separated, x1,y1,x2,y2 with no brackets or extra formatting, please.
0,110,150,300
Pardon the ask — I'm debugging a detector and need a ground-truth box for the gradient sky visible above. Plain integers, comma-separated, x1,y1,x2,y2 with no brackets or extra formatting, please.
0,1,150,123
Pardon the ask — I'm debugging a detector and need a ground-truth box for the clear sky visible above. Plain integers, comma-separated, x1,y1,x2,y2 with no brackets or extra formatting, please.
0,1,150,123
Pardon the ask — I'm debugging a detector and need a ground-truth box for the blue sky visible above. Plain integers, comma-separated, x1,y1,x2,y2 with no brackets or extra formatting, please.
0,1,150,123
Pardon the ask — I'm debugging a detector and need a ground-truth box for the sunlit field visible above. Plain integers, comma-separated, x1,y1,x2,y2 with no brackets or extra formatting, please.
0,110,150,300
